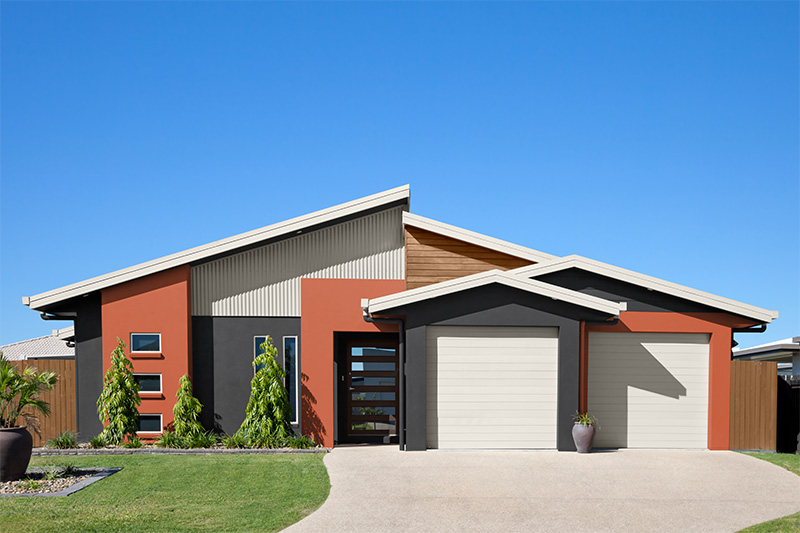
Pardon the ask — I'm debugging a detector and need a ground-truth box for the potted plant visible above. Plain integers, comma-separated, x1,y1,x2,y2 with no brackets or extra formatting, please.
0,352,58,481
572,411,598,453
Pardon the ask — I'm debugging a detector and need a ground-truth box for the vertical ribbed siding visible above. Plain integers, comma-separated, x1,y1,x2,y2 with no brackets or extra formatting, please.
191,207,404,316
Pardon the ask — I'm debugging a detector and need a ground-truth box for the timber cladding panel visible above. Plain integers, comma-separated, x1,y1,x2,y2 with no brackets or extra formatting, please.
16,358,76,447
729,361,777,451
405,226,533,290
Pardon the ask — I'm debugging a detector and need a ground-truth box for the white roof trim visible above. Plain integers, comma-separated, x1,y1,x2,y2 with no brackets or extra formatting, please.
25,185,410,310
403,212,558,264
366,269,626,316
510,255,779,324
53,326,75,341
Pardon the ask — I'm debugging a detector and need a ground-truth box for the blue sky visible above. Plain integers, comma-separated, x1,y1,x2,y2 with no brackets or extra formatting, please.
1,2,797,349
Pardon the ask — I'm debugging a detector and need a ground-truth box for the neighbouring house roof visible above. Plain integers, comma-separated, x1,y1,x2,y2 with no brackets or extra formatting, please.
403,212,558,264
733,337,800,363
510,255,778,324
0,329,75,361
364,269,627,316
23,185,411,311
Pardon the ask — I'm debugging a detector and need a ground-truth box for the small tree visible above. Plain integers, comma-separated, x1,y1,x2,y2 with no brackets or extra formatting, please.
173,374,203,437
234,336,291,447
97,338,140,444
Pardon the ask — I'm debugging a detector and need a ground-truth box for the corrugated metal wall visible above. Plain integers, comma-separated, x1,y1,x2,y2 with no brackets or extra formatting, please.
191,207,404,316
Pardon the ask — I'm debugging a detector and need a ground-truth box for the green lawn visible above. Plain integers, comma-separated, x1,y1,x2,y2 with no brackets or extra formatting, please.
739,453,800,533
0,454,330,532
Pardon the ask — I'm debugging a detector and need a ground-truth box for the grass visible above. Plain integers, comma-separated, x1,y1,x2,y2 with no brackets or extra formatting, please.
0,454,330,532
739,453,800,533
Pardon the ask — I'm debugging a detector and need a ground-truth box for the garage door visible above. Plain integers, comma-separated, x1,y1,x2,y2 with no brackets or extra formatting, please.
588,332,710,449
426,326,559,449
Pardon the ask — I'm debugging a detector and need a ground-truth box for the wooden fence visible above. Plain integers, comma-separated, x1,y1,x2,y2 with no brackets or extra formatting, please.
15,358,76,447
729,361,777,451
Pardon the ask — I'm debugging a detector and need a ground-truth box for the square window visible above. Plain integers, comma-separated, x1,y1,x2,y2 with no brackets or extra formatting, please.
137,414,162,433
131,333,161,353
134,374,162,393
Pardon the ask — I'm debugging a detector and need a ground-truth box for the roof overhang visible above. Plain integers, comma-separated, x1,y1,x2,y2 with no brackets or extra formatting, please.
24,185,411,310
510,255,779,324
363,269,626,316
403,212,558,264
733,337,799,362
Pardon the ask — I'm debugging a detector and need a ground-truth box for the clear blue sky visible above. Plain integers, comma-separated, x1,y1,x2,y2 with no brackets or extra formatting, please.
1,2,797,349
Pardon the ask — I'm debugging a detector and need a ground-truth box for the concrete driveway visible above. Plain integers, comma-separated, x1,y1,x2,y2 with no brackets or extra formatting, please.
286,445,800,533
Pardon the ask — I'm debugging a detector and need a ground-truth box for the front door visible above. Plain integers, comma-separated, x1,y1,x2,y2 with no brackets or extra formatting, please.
345,340,399,442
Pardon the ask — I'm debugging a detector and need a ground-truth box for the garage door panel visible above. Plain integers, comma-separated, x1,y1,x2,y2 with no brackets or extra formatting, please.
427,326,559,449
589,332,709,449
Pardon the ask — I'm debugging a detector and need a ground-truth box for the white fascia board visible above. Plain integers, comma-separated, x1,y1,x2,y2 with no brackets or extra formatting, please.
403,212,558,263
511,255,779,324
367,270,625,316
25,185,411,310
54,326,75,341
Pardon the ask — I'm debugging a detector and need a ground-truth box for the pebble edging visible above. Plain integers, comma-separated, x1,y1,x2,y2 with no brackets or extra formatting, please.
0,468,122,498
33,447,331,457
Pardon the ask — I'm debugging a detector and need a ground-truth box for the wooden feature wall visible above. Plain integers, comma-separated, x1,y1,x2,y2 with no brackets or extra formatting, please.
17,358,76,447
405,226,534,290
729,361,777,451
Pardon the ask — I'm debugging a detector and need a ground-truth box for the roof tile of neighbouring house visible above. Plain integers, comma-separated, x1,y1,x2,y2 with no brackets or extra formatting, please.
0,333,75,361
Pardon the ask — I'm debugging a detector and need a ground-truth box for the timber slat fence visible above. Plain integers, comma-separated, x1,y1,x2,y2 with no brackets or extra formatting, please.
15,358,76,447
729,361,777,451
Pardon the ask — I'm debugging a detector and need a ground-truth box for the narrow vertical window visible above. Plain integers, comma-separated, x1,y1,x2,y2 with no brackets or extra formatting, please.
284,336,299,424
254,336,268,373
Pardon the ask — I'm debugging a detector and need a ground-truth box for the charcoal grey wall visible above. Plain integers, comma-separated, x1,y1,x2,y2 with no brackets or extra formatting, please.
192,317,301,436
394,284,614,452
73,293,103,441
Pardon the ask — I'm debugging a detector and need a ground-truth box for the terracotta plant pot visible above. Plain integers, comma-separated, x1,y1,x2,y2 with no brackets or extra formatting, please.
0,426,33,481
572,423,596,453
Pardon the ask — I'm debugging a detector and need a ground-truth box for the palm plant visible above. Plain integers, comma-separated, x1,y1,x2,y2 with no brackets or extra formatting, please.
0,352,58,431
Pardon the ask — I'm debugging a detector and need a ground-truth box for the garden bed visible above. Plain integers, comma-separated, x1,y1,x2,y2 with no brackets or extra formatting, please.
34,445,329,456
0,466,121,497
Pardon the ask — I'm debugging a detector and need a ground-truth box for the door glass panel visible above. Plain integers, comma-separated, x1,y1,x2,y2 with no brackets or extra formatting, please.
350,377,395,387
351,347,396,357
352,407,396,416
352,392,395,401
351,420,397,431
350,361,395,372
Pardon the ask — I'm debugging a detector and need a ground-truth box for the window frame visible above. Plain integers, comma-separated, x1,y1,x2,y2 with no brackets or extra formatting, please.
136,413,163,434
283,335,300,425
133,373,162,394
130,333,162,353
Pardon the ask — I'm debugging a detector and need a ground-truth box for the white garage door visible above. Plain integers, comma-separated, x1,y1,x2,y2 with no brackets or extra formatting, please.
588,332,710,449
426,326,559,449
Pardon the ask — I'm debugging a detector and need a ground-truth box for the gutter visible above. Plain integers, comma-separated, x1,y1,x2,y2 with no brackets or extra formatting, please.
361,299,406,451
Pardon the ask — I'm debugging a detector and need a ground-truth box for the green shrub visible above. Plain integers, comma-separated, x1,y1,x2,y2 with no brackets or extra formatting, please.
96,338,140,445
173,375,204,437
234,336,291,447
46,430,78,449
88,435,106,449
156,430,187,448
186,431,217,449
122,436,144,448
285,435,316,449
221,432,248,449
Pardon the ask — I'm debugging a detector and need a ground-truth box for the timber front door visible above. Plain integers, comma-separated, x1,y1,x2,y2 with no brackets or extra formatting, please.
346,340,399,442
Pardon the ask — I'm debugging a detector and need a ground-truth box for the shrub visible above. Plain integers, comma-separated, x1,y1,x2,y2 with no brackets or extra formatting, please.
221,432,247,449
185,431,217,449
88,435,106,449
122,436,144,448
155,430,186,449
173,375,204,437
46,430,78,449
285,435,316,449
234,336,291,447
96,338,140,445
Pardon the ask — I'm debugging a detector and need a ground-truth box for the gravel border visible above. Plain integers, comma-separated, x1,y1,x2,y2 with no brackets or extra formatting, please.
0,468,122,498
33,447,330,456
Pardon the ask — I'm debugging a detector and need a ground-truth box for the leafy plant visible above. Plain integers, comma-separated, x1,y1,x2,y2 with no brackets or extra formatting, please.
20,479,43,491
234,336,291,447
96,338,141,445
156,430,187,449
284,435,316,449
221,432,248,449
173,374,204,437
47,430,78,449
572,411,598,427
186,431,217,449
0,351,58,430
89,435,106,449
122,436,144,448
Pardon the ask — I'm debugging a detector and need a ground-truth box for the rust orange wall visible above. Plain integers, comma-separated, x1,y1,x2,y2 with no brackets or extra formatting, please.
300,278,405,448
101,266,192,436
584,312,745,451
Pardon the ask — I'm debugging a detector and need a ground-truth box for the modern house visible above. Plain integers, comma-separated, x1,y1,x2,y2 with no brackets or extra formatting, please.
22,185,779,451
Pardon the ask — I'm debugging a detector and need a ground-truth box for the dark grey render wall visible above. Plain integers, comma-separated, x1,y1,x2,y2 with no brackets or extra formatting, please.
73,293,103,441
395,284,614,452
192,317,301,436
536,269,723,314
